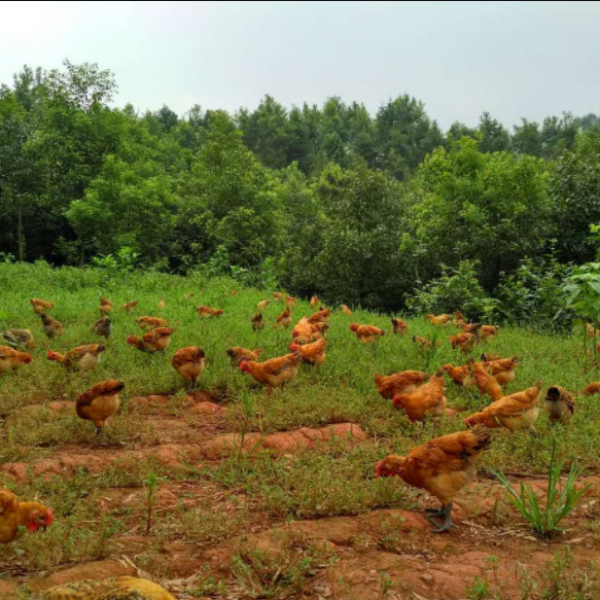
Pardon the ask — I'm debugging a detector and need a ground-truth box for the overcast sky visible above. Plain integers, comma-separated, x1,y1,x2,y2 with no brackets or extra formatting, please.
1,1,599,129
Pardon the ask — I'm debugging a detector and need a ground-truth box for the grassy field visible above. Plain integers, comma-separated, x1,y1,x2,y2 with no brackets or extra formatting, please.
1,262,600,599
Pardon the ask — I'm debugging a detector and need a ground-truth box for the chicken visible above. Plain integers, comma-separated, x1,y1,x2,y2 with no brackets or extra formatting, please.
480,353,502,362
292,317,313,344
252,313,265,332
290,338,327,365
546,386,575,425
2,328,35,350
412,336,437,355
257,300,270,312
76,380,125,435
391,318,409,335
99,297,113,315
42,577,176,600
0,489,54,544
450,329,480,353
285,295,297,307
0,346,33,374
469,359,504,403
197,306,223,318
127,328,174,353
587,323,599,339
392,369,448,423
41,314,65,339
239,353,302,388
349,323,385,344
48,345,106,373
481,356,520,387
453,310,466,328
376,426,492,532
310,322,329,340
479,325,500,341
92,316,112,340
122,300,138,312
309,309,331,324
172,347,206,389
465,382,543,434
310,295,320,309
441,364,474,388
375,370,429,400
30,298,54,315
273,292,283,302
227,347,262,367
583,382,600,396
136,316,169,331
276,307,292,328
427,314,452,326
158,299,166,310
341,304,353,316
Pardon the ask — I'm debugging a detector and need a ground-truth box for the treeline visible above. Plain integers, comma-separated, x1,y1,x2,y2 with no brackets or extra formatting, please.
1,61,600,313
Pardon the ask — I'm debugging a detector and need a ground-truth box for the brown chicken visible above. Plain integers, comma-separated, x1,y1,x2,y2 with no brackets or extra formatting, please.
311,322,329,340
276,307,292,328
136,316,169,331
453,310,466,328
42,577,176,600
30,298,54,315
583,382,600,396
465,381,543,434
41,314,65,339
2,329,35,350
450,330,480,353
469,359,504,402
391,318,409,335
257,300,270,312
375,370,429,400
587,323,599,339
99,297,113,315
310,295,320,309
341,304,353,316
48,345,106,373
273,292,284,302
76,380,125,435
479,325,500,341
172,347,206,389
127,328,174,353
480,353,502,362
412,335,438,355
0,346,33,374
350,323,385,344
122,300,138,311
376,426,492,532
92,316,112,339
0,489,54,544
309,309,331,324
481,356,520,387
290,338,327,365
292,317,313,343
239,353,302,388
546,386,575,425
441,364,474,388
158,299,166,310
285,295,297,307
392,370,448,423
227,347,262,367
427,314,452,326
252,313,265,332
197,306,223,318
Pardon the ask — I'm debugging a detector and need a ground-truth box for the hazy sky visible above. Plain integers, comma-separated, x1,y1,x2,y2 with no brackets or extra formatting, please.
1,1,599,129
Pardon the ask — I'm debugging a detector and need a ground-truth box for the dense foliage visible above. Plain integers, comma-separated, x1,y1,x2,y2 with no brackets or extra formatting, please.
2,61,600,315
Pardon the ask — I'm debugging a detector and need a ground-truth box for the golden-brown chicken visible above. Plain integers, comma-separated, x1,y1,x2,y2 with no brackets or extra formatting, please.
0,489,54,544
583,382,600,396
290,338,326,365
257,300,270,312
172,347,206,389
239,353,302,388
309,309,331,324
0,346,33,374
99,297,113,315
158,299,166,310
42,577,176,600
276,307,292,328
341,304,353,316
273,292,284,302
375,370,429,400
76,380,125,435
197,306,223,318
587,323,599,339
310,322,329,340
391,318,409,335
392,370,447,423
441,364,474,388
480,353,502,362
47,345,106,373
546,386,575,425
292,317,313,344
469,359,504,403
285,295,297,307
127,328,174,353
453,310,466,328
479,325,500,341
92,316,112,339
412,335,438,355
227,347,262,367
349,323,385,344
310,295,320,309
427,314,452,326
481,356,520,387
2,329,35,350
122,300,138,311
41,314,65,339
465,382,543,434
136,316,169,331
252,313,265,332
376,426,492,532
30,298,54,315
450,330,480,353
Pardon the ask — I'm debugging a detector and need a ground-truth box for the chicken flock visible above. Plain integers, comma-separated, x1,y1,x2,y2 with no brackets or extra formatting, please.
0,296,597,596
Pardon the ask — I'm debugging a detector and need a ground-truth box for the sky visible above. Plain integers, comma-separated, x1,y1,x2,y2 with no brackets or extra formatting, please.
1,0,599,129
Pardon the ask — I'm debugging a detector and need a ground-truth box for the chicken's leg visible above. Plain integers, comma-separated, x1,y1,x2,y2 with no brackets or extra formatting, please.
427,503,456,533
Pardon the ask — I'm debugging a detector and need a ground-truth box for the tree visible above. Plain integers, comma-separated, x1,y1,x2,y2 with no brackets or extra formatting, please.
478,112,511,153
541,113,578,159
512,119,542,157
446,121,477,144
